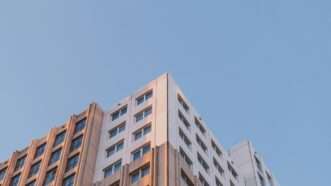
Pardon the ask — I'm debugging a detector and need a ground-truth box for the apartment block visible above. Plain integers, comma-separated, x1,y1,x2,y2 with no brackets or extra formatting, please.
0,73,279,186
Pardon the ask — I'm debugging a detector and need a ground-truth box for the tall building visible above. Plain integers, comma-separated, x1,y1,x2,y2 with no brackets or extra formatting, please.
0,73,279,186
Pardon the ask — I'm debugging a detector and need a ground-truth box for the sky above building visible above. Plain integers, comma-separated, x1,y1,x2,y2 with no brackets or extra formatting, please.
0,1,330,186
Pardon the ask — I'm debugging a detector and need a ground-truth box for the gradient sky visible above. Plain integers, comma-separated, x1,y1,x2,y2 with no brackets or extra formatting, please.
0,1,330,186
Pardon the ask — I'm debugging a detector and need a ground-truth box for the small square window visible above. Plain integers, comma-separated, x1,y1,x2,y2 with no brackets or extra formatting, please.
49,149,62,165
130,164,150,184
9,173,21,186
28,161,41,178
14,155,26,171
66,154,79,172
43,167,57,186
111,106,127,121
70,135,83,152
34,143,46,159
104,159,122,178
53,131,66,147
0,167,7,181
63,174,75,186
74,118,86,134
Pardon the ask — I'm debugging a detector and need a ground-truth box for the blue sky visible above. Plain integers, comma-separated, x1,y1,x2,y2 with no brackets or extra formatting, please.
0,1,330,186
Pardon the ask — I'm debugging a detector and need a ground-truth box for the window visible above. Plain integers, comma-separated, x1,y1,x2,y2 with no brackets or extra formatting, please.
26,180,36,186
106,140,124,157
136,90,153,105
211,140,222,157
103,159,122,178
63,174,75,186
198,173,209,186
66,154,79,172
177,94,189,112
227,162,238,180
108,122,126,139
0,167,6,181
74,118,86,134
9,173,20,186
135,106,152,122
213,158,224,176
181,170,194,186
195,117,206,135
111,106,127,121
215,177,223,186
258,173,266,186
49,149,62,165
130,164,150,184
70,135,83,152
196,134,207,153
43,167,57,186
133,124,151,140
179,147,192,167
197,153,209,172
179,128,191,148
14,155,26,171
255,155,263,172
34,143,46,159
53,131,66,147
178,110,190,130
28,161,41,178
131,143,151,161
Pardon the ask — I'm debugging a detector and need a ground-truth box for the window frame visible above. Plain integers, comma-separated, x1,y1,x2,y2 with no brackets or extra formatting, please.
131,143,151,161
135,106,152,122
106,139,124,157
111,105,128,121
103,159,122,178
136,90,153,105
53,131,66,147
132,123,152,141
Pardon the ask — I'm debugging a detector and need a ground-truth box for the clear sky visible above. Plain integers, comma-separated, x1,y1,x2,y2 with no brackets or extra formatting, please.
0,1,330,186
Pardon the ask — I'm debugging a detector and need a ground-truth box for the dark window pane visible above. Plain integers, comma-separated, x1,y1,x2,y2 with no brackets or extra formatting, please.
66,154,79,172
43,168,57,186
70,136,83,152
49,149,62,165
63,174,75,186
54,131,66,147
14,156,26,171
28,161,41,177
9,173,20,186
0,168,6,181
34,143,46,159
103,159,122,178
74,119,86,134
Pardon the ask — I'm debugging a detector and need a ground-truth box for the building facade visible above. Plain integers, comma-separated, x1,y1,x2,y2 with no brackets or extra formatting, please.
0,73,278,186
229,141,279,186
0,103,103,186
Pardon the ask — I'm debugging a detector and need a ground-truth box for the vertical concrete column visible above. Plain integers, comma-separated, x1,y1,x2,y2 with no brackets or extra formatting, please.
2,151,19,186
19,140,38,185
75,103,104,186
35,128,58,186
53,116,76,185
121,165,130,186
